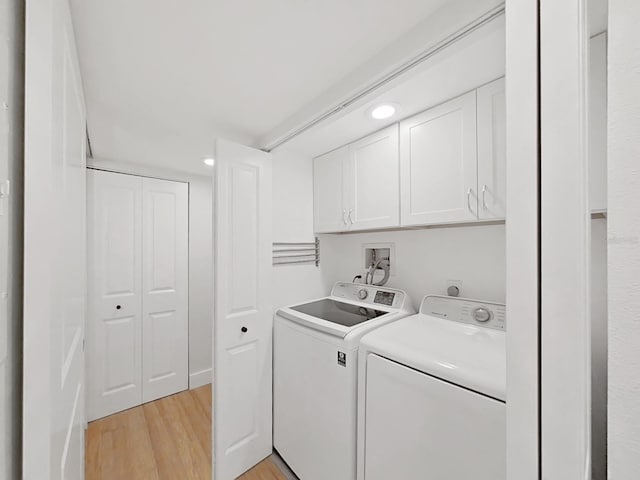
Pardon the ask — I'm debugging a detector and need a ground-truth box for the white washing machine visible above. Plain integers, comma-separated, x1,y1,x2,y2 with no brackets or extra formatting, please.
357,295,506,480
274,282,414,480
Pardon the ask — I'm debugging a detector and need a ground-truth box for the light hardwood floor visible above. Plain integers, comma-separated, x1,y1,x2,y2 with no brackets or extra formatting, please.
86,385,286,480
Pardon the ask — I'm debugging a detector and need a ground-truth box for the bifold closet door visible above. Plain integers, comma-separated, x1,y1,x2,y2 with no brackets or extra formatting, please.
88,171,189,420
141,177,189,403
87,170,143,421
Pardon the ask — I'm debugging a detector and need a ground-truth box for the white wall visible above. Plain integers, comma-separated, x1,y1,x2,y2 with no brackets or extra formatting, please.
319,224,506,310
608,0,640,476
260,0,504,149
271,149,324,309
271,151,505,312
0,0,23,478
188,177,213,387
87,157,213,389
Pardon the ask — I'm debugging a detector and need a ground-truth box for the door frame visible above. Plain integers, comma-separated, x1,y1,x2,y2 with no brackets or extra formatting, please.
507,0,596,478
607,1,640,477
540,0,592,477
505,0,540,478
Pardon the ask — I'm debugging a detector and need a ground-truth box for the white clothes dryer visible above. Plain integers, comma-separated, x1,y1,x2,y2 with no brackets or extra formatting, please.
357,295,507,480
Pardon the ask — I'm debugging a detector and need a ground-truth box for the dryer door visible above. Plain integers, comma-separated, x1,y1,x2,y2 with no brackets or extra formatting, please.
364,354,506,480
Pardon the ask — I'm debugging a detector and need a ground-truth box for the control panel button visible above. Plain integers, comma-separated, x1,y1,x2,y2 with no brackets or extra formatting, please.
473,307,492,322
358,289,368,300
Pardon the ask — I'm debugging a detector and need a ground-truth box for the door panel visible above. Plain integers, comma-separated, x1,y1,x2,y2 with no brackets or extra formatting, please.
313,146,348,233
400,91,478,226
477,77,507,219
23,0,88,477
87,170,143,420
104,316,137,391
141,178,189,403
214,139,273,480
349,125,400,230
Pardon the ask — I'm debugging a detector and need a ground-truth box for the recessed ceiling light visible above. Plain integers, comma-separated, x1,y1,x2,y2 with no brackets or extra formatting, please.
370,104,397,120
203,157,215,167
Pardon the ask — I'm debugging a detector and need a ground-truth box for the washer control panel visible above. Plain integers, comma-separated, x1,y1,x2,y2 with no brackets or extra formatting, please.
420,295,506,331
331,282,406,310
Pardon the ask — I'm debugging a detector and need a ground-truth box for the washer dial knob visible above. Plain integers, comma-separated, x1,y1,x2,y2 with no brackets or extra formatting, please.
473,307,492,323
358,288,368,300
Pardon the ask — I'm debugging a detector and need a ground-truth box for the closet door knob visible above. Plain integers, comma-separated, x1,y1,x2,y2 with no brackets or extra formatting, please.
116,305,122,310
241,326,248,333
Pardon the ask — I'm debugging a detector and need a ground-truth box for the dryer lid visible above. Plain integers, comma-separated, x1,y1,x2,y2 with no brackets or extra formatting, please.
361,312,506,401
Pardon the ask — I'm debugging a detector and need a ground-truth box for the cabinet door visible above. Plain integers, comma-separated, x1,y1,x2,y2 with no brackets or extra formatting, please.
400,91,478,226
477,77,507,219
589,33,607,212
348,125,400,231
313,146,349,233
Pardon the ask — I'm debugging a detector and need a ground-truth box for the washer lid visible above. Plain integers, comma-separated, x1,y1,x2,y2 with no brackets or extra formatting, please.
289,298,388,327
361,313,506,401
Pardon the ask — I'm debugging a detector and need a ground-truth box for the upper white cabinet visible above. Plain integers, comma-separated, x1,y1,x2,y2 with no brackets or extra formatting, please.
314,126,400,233
348,125,400,231
313,146,349,233
400,91,478,226
477,77,507,219
313,81,508,233
589,33,607,213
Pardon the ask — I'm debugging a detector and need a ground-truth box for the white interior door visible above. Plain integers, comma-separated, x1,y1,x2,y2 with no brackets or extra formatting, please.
88,172,189,418
213,139,273,480
23,0,87,477
87,170,143,421
141,177,189,403
400,91,478,226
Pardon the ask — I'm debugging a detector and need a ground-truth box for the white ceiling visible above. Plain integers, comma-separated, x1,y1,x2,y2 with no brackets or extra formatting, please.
284,15,505,157
70,0,453,173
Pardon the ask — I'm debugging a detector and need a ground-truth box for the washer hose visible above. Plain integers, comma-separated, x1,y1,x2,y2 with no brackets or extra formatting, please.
365,258,390,286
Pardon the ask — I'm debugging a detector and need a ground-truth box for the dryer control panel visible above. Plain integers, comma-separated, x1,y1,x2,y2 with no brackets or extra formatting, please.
331,282,406,310
420,295,506,331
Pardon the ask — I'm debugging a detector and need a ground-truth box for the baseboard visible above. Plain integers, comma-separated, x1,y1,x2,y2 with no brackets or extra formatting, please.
189,368,212,389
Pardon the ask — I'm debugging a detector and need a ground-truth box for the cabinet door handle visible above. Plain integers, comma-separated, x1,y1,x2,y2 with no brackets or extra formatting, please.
467,188,474,213
342,209,348,225
348,209,354,224
482,184,488,211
